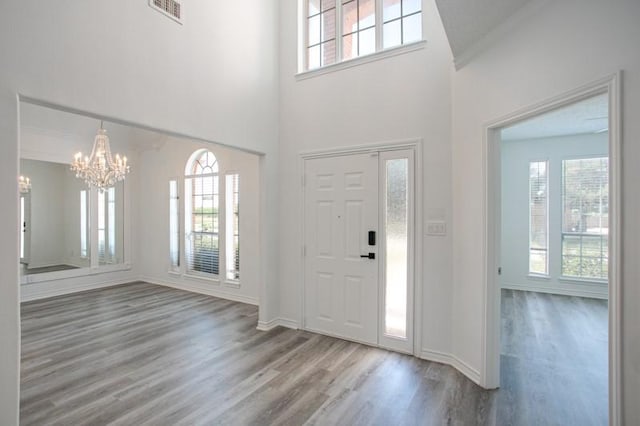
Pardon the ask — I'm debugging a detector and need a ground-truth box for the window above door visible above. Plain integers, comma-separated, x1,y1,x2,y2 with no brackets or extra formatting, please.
299,0,425,76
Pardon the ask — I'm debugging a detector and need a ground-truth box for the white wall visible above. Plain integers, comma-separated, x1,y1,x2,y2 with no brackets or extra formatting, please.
138,137,261,305
279,0,456,363
501,133,608,299
0,0,280,422
450,0,640,422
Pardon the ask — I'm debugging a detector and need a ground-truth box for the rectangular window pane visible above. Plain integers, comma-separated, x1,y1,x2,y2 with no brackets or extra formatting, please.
342,33,357,60
108,187,116,261
20,196,25,260
529,161,548,275
342,0,357,35
384,158,408,339
383,0,401,21
402,0,421,15
321,40,336,66
562,157,609,280
187,174,219,276
169,180,180,271
358,0,375,29
308,0,321,16
359,27,376,55
226,174,240,281
321,8,336,41
402,12,422,44
308,15,320,46
80,190,88,258
383,19,401,49
98,191,106,262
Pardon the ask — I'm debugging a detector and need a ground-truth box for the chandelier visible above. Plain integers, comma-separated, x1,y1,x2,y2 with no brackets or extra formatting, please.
18,175,31,194
71,121,130,192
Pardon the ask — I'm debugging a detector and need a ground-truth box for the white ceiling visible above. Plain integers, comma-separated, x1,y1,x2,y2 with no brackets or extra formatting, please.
435,0,532,59
501,93,608,141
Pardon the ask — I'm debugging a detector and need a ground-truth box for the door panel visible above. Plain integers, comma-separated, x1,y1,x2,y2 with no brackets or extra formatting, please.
304,153,378,345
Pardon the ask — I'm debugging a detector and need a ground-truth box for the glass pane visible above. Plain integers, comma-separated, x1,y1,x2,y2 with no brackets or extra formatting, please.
383,0,401,21
321,8,336,41
385,158,409,339
308,15,320,46
402,0,421,15
321,0,334,11
308,45,320,69
169,180,180,270
342,0,358,35
383,20,401,49
20,197,25,259
321,40,336,65
359,27,376,56
80,191,87,258
309,0,321,16
359,0,375,29
529,250,547,275
226,174,240,281
342,33,357,60
529,161,548,274
402,13,422,44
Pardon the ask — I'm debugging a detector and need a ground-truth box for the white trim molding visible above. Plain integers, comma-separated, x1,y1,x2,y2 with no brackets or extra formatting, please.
21,277,136,302
257,318,300,331
481,73,622,425
419,349,482,385
142,276,258,306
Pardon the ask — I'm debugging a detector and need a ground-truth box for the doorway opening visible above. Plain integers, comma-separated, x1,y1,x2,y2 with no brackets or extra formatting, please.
301,144,418,355
483,74,621,424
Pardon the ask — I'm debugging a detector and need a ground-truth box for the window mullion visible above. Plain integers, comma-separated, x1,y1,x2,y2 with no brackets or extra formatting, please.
375,0,383,51
336,0,343,62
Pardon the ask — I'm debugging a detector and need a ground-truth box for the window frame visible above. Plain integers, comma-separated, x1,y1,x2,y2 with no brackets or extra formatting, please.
298,0,426,76
560,155,609,282
184,150,221,278
528,159,549,277
174,150,241,286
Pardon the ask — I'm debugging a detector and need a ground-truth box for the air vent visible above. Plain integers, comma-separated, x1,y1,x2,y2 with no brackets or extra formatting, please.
149,0,183,24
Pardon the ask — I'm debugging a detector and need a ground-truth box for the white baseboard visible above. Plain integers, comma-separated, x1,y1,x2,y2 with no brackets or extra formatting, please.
502,281,608,300
21,277,134,302
257,317,300,331
141,276,259,306
419,348,482,386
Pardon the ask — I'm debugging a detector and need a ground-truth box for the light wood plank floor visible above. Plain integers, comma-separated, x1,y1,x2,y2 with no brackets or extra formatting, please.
20,283,607,425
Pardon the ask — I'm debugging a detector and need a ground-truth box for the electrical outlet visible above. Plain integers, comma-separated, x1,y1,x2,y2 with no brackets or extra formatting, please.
426,221,446,236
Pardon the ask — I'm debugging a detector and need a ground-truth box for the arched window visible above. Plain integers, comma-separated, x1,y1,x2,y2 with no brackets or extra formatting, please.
184,150,220,275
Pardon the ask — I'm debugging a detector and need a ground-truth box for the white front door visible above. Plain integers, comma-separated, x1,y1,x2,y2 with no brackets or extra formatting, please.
304,149,415,353
304,153,379,345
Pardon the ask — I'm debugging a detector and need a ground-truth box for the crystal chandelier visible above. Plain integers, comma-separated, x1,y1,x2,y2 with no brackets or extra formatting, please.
71,121,130,192
18,175,31,194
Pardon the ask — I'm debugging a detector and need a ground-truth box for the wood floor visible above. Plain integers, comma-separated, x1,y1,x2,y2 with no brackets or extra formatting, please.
20,283,607,425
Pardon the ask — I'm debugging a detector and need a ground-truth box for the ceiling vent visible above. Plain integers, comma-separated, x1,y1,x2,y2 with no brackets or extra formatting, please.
149,0,183,24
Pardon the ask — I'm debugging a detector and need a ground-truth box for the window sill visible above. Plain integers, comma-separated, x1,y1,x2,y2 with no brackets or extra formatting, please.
527,274,551,281
183,273,221,285
296,40,427,81
559,276,608,286
224,280,241,289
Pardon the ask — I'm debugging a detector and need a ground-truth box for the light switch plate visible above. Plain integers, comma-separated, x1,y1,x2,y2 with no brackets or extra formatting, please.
426,221,446,236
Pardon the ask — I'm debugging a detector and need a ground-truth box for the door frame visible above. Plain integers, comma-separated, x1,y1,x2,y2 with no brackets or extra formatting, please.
300,138,423,356
481,73,622,425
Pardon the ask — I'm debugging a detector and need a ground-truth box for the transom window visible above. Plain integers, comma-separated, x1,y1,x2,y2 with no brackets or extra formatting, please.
304,0,423,71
